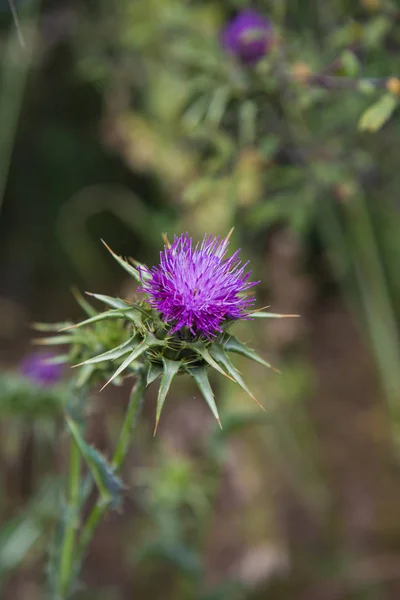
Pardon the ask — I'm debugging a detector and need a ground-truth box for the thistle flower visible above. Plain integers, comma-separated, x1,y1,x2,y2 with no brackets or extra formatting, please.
221,10,274,65
45,234,295,430
139,233,257,338
20,352,63,387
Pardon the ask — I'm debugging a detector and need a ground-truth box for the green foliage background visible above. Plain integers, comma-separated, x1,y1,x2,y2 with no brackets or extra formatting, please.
1,0,400,598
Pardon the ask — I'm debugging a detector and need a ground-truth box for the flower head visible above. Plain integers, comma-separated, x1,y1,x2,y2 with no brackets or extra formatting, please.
20,352,63,387
139,233,257,338
221,10,274,65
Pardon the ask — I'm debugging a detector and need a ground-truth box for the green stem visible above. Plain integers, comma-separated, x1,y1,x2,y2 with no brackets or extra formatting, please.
58,432,81,597
74,371,146,572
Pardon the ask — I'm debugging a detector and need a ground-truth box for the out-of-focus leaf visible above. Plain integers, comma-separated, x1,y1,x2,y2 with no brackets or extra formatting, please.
358,93,398,132
0,374,66,417
0,517,41,573
66,417,124,510
71,288,97,317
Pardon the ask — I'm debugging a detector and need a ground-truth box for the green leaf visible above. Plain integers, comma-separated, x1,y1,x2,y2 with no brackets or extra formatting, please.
147,363,163,386
75,363,95,388
154,359,181,433
43,354,70,365
60,309,127,331
192,342,234,381
33,321,73,332
0,516,41,574
66,417,124,510
100,334,161,390
239,100,257,145
340,49,360,77
205,85,230,127
85,293,133,311
223,334,274,370
101,240,141,283
209,344,263,408
358,93,398,132
189,366,221,427
33,335,76,346
85,293,142,326
74,336,138,367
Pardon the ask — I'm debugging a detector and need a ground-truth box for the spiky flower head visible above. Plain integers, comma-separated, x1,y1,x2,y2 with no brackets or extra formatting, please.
139,233,257,338
20,352,63,387
221,10,274,65
40,234,296,430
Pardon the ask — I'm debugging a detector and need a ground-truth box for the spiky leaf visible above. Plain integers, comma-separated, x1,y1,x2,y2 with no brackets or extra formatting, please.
33,321,73,332
223,334,274,369
147,363,163,386
102,240,141,283
33,335,78,346
209,343,263,408
154,359,181,432
189,366,221,427
192,342,234,380
100,333,162,390
74,335,138,367
60,309,128,331
86,292,133,311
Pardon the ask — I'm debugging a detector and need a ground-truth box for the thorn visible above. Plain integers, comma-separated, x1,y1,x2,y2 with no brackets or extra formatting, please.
100,238,115,254
99,378,112,392
217,417,223,430
251,305,271,313
224,227,235,244
161,232,171,248
250,394,267,412
221,371,236,383
153,419,160,436
72,360,88,368
59,324,77,332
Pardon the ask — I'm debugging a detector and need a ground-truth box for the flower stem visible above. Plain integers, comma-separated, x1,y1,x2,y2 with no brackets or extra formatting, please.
74,371,146,573
58,432,81,597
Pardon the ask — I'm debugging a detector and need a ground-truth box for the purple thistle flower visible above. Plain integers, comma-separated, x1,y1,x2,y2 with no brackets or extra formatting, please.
139,233,258,338
221,10,274,65
20,352,63,387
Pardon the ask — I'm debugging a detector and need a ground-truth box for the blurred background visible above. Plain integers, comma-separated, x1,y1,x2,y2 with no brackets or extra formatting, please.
1,0,400,598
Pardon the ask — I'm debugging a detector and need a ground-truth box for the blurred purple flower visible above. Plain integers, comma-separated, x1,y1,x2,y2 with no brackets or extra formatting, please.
139,233,257,338
20,352,63,386
221,10,274,65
